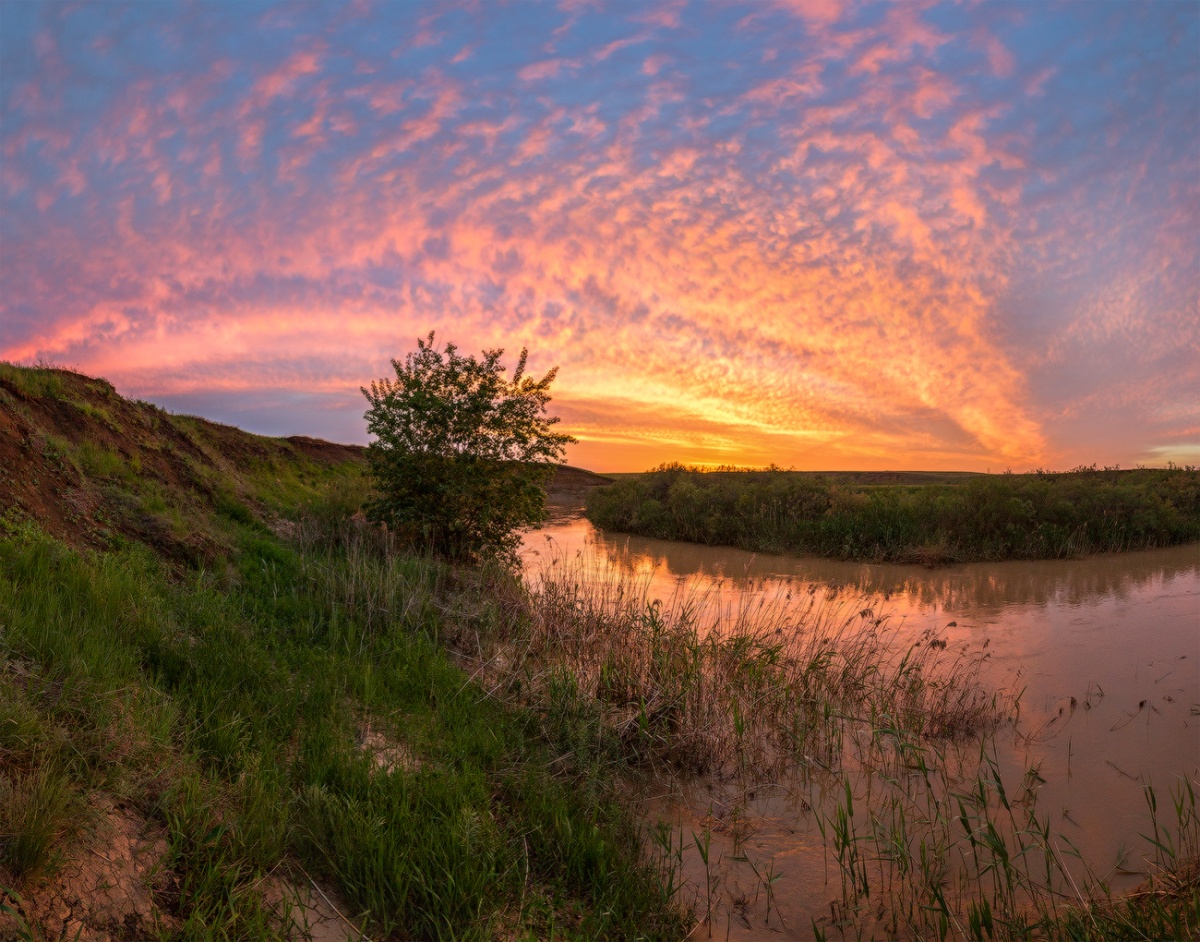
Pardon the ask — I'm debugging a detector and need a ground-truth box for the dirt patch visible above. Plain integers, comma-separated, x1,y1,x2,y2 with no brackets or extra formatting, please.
271,518,300,540
0,789,377,942
285,436,365,465
356,724,421,775
0,403,85,546
0,797,177,942
264,875,371,941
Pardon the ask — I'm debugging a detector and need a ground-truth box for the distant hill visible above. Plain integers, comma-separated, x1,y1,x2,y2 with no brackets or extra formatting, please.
547,463,613,495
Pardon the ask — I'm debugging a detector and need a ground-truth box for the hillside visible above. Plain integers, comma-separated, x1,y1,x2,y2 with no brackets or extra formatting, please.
0,364,366,561
0,364,682,941
0,363,605,562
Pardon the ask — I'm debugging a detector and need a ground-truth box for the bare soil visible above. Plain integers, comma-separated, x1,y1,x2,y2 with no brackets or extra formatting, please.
0,797,177,942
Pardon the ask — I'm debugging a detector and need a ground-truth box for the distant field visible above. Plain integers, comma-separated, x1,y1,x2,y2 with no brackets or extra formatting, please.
585,463,1200,563
598,469,988,485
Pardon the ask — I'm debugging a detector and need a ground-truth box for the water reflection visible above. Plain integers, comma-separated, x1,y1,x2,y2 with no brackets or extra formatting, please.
523,506,1200,937
531,509,1199,616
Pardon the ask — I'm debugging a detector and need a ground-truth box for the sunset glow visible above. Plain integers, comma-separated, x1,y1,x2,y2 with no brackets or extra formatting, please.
2,1,1196,471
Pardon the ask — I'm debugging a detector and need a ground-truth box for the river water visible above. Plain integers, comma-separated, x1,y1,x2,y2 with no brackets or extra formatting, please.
523,504,1200,937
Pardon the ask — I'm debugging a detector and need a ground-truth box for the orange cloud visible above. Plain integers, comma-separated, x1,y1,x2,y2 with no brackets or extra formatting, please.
2,0,1194,472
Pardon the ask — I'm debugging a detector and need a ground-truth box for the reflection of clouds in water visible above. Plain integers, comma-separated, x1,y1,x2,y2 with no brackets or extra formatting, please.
526,532,910,655
521,515,1200,695
521,513,1200,717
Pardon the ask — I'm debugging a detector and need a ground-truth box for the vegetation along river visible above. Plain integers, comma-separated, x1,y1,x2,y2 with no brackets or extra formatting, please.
523,501,1200,937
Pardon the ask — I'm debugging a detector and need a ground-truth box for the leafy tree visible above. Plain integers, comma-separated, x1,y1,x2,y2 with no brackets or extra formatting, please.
361,332,575,561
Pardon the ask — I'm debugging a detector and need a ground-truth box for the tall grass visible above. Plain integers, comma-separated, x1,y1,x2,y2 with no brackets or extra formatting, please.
0,762,82,881
0,361,64,399
457,545,1004,779
0,520,686,939
499,546,1197,940
817,727,1199,940
586,464,1200,563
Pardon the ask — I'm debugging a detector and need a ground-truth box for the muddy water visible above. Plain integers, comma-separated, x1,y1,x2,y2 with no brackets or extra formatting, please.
523,506,1200,937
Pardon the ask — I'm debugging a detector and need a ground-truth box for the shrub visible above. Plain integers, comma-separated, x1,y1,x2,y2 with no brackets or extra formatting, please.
362,332,574,561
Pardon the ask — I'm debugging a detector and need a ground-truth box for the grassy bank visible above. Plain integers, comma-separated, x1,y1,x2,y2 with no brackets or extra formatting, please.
585,463,1200,563
0,519,689,940
0,364,685,939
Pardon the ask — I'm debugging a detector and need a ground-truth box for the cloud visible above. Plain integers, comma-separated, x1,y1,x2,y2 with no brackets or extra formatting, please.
776,0,844,27
518,58,575,82
1,1,1196,472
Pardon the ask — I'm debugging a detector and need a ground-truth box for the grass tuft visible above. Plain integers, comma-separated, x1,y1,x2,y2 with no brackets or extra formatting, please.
816,730,1200,940
0,362,64,400
0,761,83,883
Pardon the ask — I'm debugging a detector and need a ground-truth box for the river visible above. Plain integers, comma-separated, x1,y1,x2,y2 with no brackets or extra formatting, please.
523,502,1200,937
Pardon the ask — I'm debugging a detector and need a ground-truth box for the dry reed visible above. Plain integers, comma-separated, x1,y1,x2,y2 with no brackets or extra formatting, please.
474,543,1004,779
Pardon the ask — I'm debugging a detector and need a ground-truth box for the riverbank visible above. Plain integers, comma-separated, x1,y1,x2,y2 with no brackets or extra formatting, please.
0,364,683,939
585,463,1200,563
3,364,1196,939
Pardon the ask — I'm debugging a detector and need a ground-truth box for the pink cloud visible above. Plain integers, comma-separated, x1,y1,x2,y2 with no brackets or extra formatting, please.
252,47,323,102
518,59,575,82
2,1,1194,472
594,34,648,61
642,53,671,76
633,1,685,30
776,0,844,27
983,35,1015,78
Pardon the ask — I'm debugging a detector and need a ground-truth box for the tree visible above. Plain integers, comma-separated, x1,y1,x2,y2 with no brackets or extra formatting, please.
361,332,575,561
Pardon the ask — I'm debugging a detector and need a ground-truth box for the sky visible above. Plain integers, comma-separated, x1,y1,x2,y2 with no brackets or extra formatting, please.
1,1,1197,472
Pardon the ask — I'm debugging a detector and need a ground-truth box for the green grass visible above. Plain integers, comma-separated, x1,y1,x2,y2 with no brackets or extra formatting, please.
0,762,82,882
586,463,1200,563
0,362,63,399
77,440,139,480
814,730,1199,941
0,515,686,939
68,398,122,432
